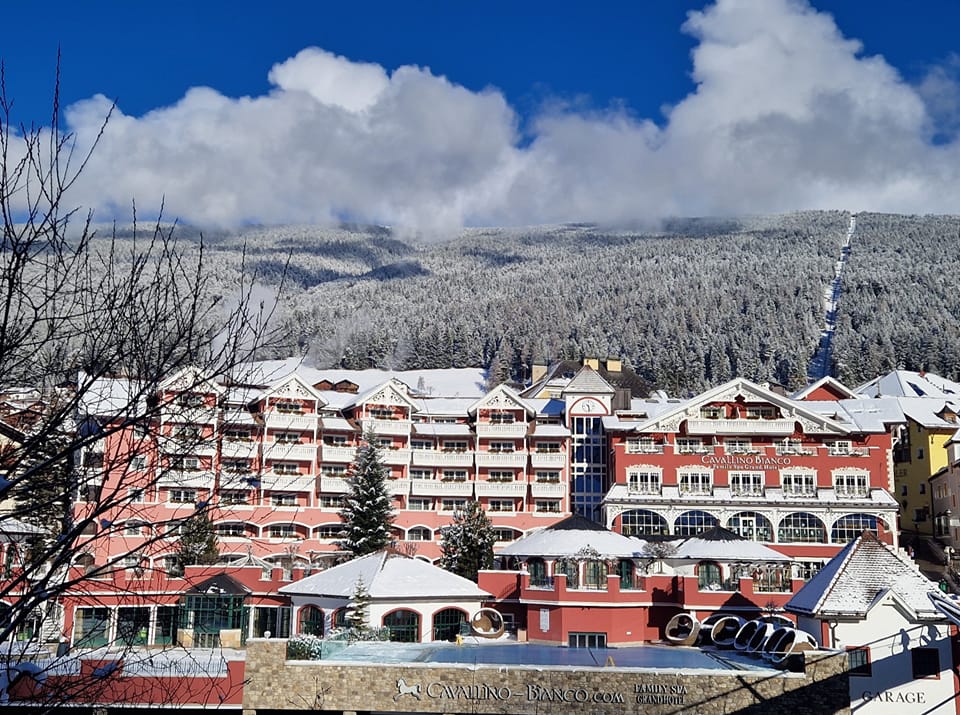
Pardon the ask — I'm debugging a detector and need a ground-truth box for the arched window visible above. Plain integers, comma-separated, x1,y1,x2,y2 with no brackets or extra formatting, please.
407,527,432,541
832,514,879,543
620,509,669,537
555,559,579,589
726,512,773,541
299,606,324,636
383,609,420,642
697,562,722,591
527,557,549,587
332,608,348,630
617,559,637,590
583,560,607,590
431,608,467,641
674,510,719,537
778,512,827,543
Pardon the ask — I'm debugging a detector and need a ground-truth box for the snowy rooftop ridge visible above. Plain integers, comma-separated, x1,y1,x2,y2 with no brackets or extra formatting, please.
786,531,941,620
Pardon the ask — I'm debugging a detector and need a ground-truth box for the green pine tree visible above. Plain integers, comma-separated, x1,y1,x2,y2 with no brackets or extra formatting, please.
347,577,370,631
439,500,495,582
175,510,220,568
336,430,395,558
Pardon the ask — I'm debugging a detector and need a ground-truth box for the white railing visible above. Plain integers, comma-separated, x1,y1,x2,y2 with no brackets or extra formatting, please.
475,481,528,497
361,418,412,436
259,473,316,492
475,422,528,438
222,410,258,425
381,449,411,466
530,482,567,498
263,413,318,431
685,418,795,436
263,442,317,461
530,452,566,468
319,476,351,493
160,406,218,425
158,437,217,457
321,445,357,462
475,451,528,468
411,451,474,467
775,447,816,456
387,479,410,496
221,441,259,459
157,470,215,489
410,480,474,496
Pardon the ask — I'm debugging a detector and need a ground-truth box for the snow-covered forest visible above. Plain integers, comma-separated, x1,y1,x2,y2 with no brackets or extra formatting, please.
104,210,960,395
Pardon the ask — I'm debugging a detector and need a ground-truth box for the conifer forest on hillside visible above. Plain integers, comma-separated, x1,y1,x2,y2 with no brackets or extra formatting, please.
116,210,960,395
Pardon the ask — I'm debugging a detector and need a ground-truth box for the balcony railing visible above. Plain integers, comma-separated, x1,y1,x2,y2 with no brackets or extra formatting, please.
380,449,411,466
530,452,566,468
221,441,259,459
157,470,215,489
411,450,474,467
686,418,795,436
160,406,218,425
475,422,528,438
475,481,528,497
530,482,567,498
158,437,217,457
319,476,351,493
263,443,317,461
259,473,316,492
475,451,528,468
410,480,474,497
321,445,357,462
361,418,412,436
386,479,411,496
775,446,816,456
263,412,318,431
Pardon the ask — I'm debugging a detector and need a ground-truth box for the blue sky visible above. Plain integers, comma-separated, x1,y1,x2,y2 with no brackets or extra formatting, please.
4,0,960,232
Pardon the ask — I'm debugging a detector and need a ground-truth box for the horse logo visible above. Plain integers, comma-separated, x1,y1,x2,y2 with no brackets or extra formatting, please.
394,678,422,701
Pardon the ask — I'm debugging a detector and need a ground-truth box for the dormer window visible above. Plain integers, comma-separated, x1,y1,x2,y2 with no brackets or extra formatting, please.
745,406,776,419
828,441,852,456
369,407,396,420
700,406,723,419
489,411,515,424
178,393,205,408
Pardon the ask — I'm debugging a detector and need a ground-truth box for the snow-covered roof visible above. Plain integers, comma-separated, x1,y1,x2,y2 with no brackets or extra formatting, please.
0,517,44,541
896,397,960,430
78,375,143,417
801,398,905,432
320,417,356,432
530,424,570,437
786,532,942,620
240,359,487,398
279,551,490,599
412,423,473,437
411,398,473,416
562,366,615,395
791,376,860,401
496,515,646,558
855,370,960,400
671,527,790,562
526,398,565,417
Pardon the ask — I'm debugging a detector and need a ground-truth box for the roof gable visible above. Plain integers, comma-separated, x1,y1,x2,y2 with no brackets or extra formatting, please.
468,384,535,417
786,532,941,620
562,366,615,395
265,374,326,405
792,376,859,401
350,379,419,412
159,366,226,396
632,378,851,435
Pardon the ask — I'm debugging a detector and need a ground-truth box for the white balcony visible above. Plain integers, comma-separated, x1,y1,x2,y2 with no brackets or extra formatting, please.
475,422,528,439
263,442,317,462
475,481,528,497
386,479,410,496
410,480,474,497
686,418,795,436
381,449,411,466
159,437,217,457
530,452,566,468
475,451,528,468
322,445,358,463
161,406,218,425
319,476,351,493
221,441,259,459
361,418,412,436
531,482,567,498
411,450,474,467
259,473,316,492
222,410,258,426
775,447,816,456
264,413,318,431
157,470,215,489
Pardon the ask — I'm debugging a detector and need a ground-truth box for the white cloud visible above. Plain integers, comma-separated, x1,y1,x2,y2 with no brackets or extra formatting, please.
46,0,960,232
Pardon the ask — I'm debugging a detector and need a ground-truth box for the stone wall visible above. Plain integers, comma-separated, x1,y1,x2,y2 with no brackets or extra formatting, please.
243,639,850,715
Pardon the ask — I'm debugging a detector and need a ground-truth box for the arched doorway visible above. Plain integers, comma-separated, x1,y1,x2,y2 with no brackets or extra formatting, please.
432,608,467,641
383,609,420,642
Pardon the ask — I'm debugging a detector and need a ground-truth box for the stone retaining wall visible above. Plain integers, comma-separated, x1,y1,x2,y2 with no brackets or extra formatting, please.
243,639,850,714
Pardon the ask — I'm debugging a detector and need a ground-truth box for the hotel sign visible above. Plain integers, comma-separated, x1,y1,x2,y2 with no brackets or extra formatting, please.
700,454,792,469
396,678,688,707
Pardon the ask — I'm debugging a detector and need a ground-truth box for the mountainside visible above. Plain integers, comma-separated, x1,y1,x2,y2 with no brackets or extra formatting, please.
149,210,960,395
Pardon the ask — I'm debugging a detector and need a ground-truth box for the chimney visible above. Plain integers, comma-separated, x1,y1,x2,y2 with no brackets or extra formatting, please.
583,357,600,370
531,363,548,384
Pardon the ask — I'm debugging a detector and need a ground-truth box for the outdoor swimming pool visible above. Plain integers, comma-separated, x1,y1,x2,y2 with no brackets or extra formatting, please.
319,640,777,673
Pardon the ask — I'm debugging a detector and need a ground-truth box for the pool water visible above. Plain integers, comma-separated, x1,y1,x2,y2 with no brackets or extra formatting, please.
321,640,775,673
